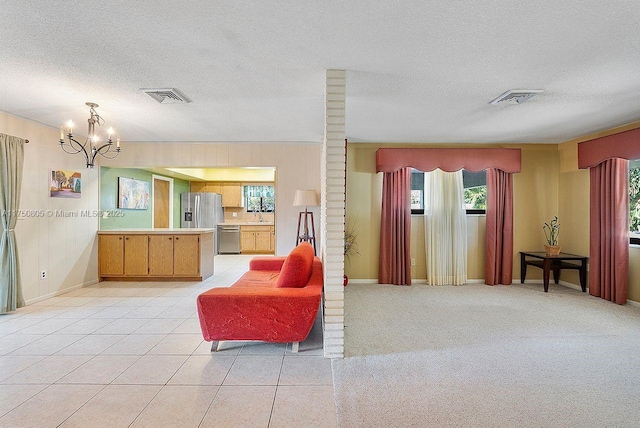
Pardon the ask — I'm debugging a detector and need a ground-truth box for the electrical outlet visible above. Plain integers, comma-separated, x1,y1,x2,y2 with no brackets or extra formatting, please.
411,259,416,266
232,212,237,217
41,270,47,279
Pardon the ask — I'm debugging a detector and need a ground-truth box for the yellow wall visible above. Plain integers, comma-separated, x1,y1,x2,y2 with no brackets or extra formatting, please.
345,143,560,282
345,144,381,278
512,145,559,280
346,139,640,303
631,250,640,302
558,139,640,301
557,140,590,287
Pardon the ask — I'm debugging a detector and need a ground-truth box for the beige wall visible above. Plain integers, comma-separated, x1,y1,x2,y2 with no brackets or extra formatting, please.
3,110,638,303
1,113,321,303
0,112,100,303
110,142,321,256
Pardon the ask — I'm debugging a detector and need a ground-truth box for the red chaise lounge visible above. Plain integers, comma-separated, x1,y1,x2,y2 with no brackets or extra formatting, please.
197,242,323,352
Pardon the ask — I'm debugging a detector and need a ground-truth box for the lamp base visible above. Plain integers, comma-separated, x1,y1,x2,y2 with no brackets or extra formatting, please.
296,211,316,255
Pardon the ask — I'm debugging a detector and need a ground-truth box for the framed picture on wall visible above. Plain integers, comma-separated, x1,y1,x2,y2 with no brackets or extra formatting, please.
50,169,81,198
118,177,150,209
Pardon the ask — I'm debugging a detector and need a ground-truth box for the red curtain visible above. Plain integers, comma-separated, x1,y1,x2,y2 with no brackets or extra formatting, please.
376,148,521,173
589,159,629,304
379,167,412,285
578,128,640,168
485,168,514,285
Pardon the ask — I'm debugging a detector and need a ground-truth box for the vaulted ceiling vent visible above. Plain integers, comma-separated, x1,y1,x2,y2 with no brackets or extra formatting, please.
489,89,543,105
140,88,191,104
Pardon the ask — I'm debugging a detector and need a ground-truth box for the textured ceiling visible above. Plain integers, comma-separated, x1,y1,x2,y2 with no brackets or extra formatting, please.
1,1,640,144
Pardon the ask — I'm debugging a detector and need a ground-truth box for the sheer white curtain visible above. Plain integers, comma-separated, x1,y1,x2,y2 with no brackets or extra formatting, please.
424,169,467,285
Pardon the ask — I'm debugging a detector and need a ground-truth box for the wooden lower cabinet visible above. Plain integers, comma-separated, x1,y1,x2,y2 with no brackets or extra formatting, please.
98,235,124,276
149,235,174,276
241,230,257,252
174,235,200,276
98,231,214,281
124,235,149,276
240,226,274,254
255,231,271,251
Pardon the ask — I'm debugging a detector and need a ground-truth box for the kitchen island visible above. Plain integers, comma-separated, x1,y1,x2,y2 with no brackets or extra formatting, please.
97,228,214,281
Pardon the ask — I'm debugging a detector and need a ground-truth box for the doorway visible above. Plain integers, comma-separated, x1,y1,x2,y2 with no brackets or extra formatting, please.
152,175,173,228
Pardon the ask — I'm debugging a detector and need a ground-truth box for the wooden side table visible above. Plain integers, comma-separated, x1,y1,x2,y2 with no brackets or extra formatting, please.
520,251,588,293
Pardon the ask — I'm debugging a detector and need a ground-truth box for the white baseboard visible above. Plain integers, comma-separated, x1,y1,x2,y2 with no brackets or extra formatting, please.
347,278,487,285
25,279,99,305
346,279,377,284
627,299,640,308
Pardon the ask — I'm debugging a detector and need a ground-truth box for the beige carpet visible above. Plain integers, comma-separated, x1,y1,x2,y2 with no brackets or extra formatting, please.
332,282,640,427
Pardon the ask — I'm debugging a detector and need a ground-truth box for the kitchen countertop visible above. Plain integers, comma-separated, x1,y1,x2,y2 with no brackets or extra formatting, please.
97,228,215,234
218,222,274,226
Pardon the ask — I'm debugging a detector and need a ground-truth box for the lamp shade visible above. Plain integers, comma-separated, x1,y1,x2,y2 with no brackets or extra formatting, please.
293,190,319,207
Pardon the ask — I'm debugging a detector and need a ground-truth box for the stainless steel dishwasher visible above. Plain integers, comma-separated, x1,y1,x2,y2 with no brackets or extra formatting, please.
218,225,241,254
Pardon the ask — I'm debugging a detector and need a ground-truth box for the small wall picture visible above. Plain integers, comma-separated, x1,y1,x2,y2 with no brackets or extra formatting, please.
118,177,150,209
50,169,81,198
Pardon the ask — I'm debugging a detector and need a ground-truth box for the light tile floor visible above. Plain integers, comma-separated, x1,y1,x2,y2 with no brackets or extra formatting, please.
0,255,337,428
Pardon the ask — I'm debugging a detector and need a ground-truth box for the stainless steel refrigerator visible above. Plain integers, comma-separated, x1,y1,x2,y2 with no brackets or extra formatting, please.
181,192,224,253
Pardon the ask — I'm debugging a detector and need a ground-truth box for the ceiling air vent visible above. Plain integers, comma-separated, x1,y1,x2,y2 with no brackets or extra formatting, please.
489,89,543,105
140,88,191,104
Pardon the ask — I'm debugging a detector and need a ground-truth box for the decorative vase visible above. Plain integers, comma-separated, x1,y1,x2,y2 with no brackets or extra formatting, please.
544,245,561,255
343,274,348,286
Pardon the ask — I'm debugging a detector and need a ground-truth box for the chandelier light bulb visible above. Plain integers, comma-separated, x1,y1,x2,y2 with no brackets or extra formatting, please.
67,120,74,133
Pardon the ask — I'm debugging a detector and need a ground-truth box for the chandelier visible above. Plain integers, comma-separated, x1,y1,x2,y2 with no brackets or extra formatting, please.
59,102,121,168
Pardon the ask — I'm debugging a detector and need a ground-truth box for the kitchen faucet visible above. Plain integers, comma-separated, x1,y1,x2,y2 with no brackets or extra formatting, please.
255,197,264,222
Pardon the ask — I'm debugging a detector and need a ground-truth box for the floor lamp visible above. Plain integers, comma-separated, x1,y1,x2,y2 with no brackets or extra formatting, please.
293,189,319,254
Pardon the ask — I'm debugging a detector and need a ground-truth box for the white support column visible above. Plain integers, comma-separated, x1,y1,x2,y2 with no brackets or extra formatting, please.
322,69,345,358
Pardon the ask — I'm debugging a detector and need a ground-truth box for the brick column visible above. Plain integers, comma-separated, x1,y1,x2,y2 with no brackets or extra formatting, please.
322,70,345,358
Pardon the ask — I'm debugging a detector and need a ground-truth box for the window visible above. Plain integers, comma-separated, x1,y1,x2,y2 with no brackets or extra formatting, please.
410,169,486,214
462,170,487,213
410,170,425,214
630,160,640,245
245,185,275,212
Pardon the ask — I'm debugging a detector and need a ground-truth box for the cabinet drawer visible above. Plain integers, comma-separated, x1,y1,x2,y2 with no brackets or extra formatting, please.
240,225,272,232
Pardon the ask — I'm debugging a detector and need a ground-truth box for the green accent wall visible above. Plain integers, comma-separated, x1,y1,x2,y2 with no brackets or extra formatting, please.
99,167,189,229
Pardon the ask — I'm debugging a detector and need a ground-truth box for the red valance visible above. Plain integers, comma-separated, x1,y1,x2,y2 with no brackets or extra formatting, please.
375,148,522,173
578,127,640,169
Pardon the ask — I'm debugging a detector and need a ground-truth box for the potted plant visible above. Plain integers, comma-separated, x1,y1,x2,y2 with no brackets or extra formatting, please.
543,216,561,255
344,218,359,286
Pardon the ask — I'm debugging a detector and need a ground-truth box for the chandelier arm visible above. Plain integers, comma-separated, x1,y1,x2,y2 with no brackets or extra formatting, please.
91,141,121,162
97,150,121,160
60,136,90,157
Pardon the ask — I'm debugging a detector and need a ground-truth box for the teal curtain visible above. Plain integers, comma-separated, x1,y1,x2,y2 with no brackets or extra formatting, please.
0,133,25,314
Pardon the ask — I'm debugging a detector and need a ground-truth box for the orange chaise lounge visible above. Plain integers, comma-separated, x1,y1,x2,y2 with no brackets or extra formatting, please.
196,242,323,353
